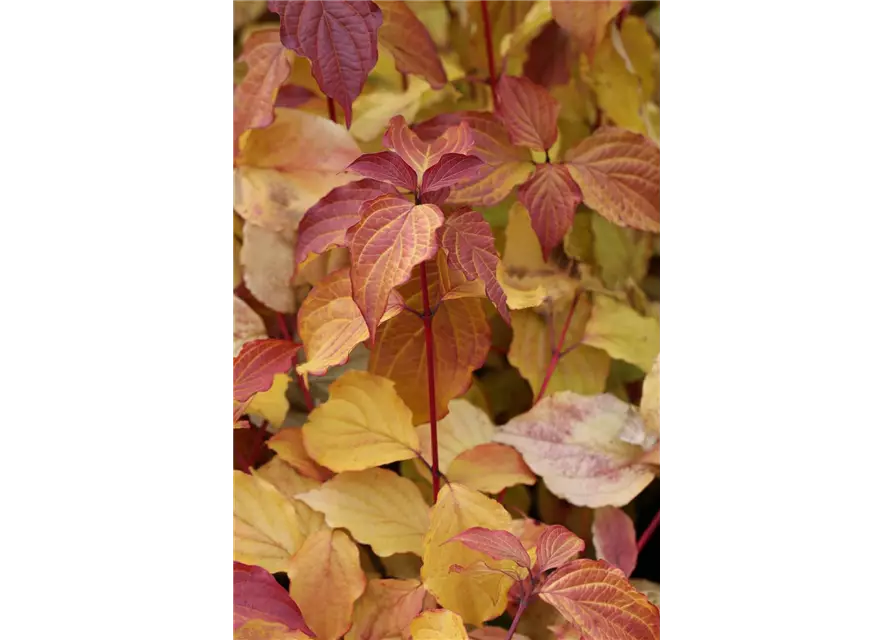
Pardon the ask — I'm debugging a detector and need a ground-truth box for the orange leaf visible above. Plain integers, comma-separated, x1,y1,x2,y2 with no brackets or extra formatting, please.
294,179,397,266
297,267,403,375
266,428,334,483
369,264,490,423
448,527,531,570
288,528,366,640
383,115,474,177
495,76,560,152
591,507,637,577
416,112,534,207
439,208,509,323
551,1,626,58
378,1,447,88
234,28,293,156
536,525,585,573
537,559,659,640
448,443,537,494
345,578,427,640
347,195,443,341
564,128,660,233
234,339,299,402
233,561,316,637
517,163,582,258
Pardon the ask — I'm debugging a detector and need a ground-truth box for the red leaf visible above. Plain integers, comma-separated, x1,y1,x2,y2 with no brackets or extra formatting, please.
383,115,474,177
517,163,582,258
439,208,509,324
537,559,659,640
346,195,444,342
536,525,585,573
234,29,293,155
564,128,660,232
421,153,485,195
495,76,560,152
592,507,638,578
294,179,397,265
348,151,418,193
274,84,318,109
524,21,572,88
447,527,530,570
269,0,383,128
378,1,447,88
233,561,316,637
233,339,299,402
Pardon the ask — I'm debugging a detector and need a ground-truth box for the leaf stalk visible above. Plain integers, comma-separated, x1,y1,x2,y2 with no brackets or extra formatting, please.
534,291,581,403
418,261,441,500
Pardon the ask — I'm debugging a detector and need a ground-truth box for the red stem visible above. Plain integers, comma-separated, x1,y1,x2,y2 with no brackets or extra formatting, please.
480,0,498,101
275,313,291,341
419,262,440,501
401,72,409,92
505,597,529,640
534,292,581,403
297,374,315,411
637,510,660,553
327,96,337,123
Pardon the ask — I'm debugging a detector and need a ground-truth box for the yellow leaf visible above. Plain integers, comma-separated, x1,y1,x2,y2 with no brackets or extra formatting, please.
448,442,537,494
234,620,313,640
297,468,430,557
266,428,334,483
416,399,495,471
303,371,420,471
244,373,290,427
233,470,305,573
351,75,459,143
253,458,328,548
583,295,660,371
499,1,553,75
590,212,655,291
640,354,660,437
421,484,515,626
288,528,366,640
409,609,469,640
345,578,428,640
292,247,350,288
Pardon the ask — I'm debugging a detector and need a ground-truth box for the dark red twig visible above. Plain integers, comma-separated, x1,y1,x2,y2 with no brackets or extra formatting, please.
480,0,499,102
637,510,660,553
534,292,581,403
418,262,441,501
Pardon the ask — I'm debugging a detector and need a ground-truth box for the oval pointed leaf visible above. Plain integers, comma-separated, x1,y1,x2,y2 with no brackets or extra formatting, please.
439,208,509,323
564,128,660,232
348,151,418,192
421,154,485,195
448,527,531,570
270,0,383,127
234,339,299,402
410,609,469,640
266,428,334,483
234,28,293,155
517,163,582,258
297,267,402,376
233,561,316,637
495,75,560,151
345,578,427,640
378,1,447,88
536,524,585,573
448,443,536,494
551,0,626,57
295,179,397,266
383,115,474,177
537,558,659,640
582,295,660,371
592,507,638,577
347,196,443,342
416,398,496,471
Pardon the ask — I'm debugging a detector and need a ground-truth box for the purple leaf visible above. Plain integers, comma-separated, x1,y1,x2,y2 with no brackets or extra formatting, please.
420,153,485,195
233,561,316,637
348,151,418,192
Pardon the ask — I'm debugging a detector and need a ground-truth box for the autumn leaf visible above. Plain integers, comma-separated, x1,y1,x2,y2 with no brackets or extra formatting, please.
345,578,427,640
233,470,306,573
582,295,659,371
346,194,443,341
377,1,447,88
420,154,485,195
448,526,531,570
297,468,430,557
517,163,582,258
266,428,334,483
537,559,660,640
564,128,659,233
370,263,491,423
235,295,267,357
383,115,473,177
550,0,625,57
493,392,657,508
255,457,328,539
234,339,299,402
640,354,659,435
591,507,637,577
347,151,418,193
416,399,495,470
495,75,560,152
297,267,403,376
409,609,469,640
294,179,397,266
244,373,291,427
588,211,655,291
524,21,572,88
234,561,315,637
449,443,536,495
234,28,293,156
535,524,586,572
240,224,298,313
269,0,382,127
421,484,515,626
288,527,366,640
439,208,510,323
302,370,419,471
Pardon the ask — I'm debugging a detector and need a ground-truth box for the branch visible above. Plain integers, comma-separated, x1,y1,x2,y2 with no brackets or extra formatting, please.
637,509,660,553
505,595,530,640
418,261,441,500
480,0,498,103
534,291,581,403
